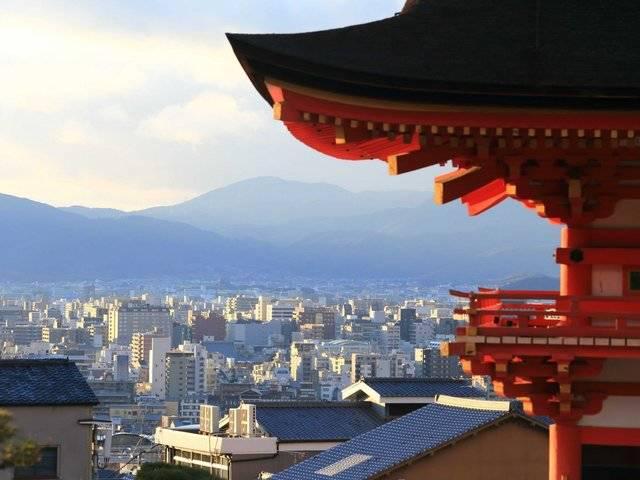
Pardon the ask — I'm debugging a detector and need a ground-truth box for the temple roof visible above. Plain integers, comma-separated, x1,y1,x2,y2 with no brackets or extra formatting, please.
228,0,640,109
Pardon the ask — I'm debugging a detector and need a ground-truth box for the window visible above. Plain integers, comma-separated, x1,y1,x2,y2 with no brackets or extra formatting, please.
14,447,58,479
630,271,640,291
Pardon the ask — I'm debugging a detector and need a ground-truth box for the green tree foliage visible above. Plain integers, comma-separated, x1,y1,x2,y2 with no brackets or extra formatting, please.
136,463,212,480
0,410,40,468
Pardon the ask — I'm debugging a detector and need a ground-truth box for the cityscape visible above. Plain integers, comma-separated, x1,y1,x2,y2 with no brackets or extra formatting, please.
2,1,640,480
0,280,485,478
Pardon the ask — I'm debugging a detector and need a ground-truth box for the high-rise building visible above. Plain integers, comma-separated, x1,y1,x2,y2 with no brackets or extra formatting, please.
165,351,196,402
253,296,271,321
108,301,170,345
378,323,400,353
294,306,336,340
177,342,208,394
224,295,258,320
415,343,463,379
0,306,28,328
267,301,295,322
11,325,43,345
149,336,171,399
398,307,417,342
130,331,165,369
410,319,435,346
290,342,318,384
350,353,379,383
113,353,130,381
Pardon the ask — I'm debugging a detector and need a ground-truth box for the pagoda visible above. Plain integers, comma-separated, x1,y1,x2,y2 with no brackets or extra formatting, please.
228,1,640,478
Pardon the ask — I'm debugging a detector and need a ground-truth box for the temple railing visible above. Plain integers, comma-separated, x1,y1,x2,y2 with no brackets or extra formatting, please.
451,289,640,338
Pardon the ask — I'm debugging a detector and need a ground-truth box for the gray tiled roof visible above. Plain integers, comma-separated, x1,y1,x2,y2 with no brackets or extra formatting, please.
0,358,99,406
255,401,385,442
362,378,486,398
272,398,547,480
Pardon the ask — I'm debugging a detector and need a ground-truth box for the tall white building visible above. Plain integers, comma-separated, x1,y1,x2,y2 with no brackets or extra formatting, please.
149,336,171,399
411,319,435,346
177,342,208,393
379,322,401,353
254,296,271,321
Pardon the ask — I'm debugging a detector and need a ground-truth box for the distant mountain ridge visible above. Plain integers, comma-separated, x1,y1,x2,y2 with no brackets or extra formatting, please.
62,206,127,219
131,176,429,235
1,177,559,281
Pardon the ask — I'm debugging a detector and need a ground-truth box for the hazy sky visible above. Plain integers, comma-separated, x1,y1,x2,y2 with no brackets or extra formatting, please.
1,0,444,210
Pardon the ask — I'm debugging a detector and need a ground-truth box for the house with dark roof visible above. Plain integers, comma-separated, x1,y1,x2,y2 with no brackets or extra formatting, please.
270,396,550,480
0,358,99,480
154,400,387,480
341,377,487,418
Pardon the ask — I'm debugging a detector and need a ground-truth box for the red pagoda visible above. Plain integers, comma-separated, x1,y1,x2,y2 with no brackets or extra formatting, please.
228,1,640,478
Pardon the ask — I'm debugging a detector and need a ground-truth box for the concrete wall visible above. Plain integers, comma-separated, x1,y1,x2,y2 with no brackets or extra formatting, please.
386,420,547,480
231,450,319,480
7,405,94,480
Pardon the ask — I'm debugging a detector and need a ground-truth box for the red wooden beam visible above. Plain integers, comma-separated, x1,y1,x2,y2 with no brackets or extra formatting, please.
461,179,508,215
581,426,640,447
387,148,446,175
271,82,640,130
434,166,496,205
556,247,640,265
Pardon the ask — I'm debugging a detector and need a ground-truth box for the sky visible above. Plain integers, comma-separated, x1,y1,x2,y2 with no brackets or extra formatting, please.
1,0,444,210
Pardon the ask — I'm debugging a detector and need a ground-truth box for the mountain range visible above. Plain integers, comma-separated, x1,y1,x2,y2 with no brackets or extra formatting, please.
2,177,560,282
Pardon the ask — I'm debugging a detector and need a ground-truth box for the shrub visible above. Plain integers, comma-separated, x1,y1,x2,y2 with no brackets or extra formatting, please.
0,410,39,468
136,462,212,480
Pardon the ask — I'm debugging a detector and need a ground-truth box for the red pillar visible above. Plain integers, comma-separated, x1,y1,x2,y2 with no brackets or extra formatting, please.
550,422,582,480
560,227,591,326
554,226,588,480
560,226,591,296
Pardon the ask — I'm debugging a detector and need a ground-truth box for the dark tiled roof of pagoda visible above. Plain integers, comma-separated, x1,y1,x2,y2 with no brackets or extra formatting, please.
0,358,99,407
227,0,640,109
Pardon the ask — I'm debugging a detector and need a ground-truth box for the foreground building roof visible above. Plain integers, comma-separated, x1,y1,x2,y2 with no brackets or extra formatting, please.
359,377,486,398
0,358,99,407
342,377,486,403
228,0,640,109
253,401,385,442
271,396,549,480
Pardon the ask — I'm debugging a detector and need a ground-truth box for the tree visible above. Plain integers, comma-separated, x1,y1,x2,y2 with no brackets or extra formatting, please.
136,463,211,480
0,410,39,469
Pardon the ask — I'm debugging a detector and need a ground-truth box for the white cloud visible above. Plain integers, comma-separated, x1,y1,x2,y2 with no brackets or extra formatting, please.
138,92,263,145
0,137,195,209
0,15,244,113
99,105,130,123
55,120,100,145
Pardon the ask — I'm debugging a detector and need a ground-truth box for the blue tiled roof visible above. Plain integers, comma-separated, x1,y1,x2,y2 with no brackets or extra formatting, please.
202,341,238,359
255,402,385,442
272,399,546,480
362,378,486,398
0,359,99,406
